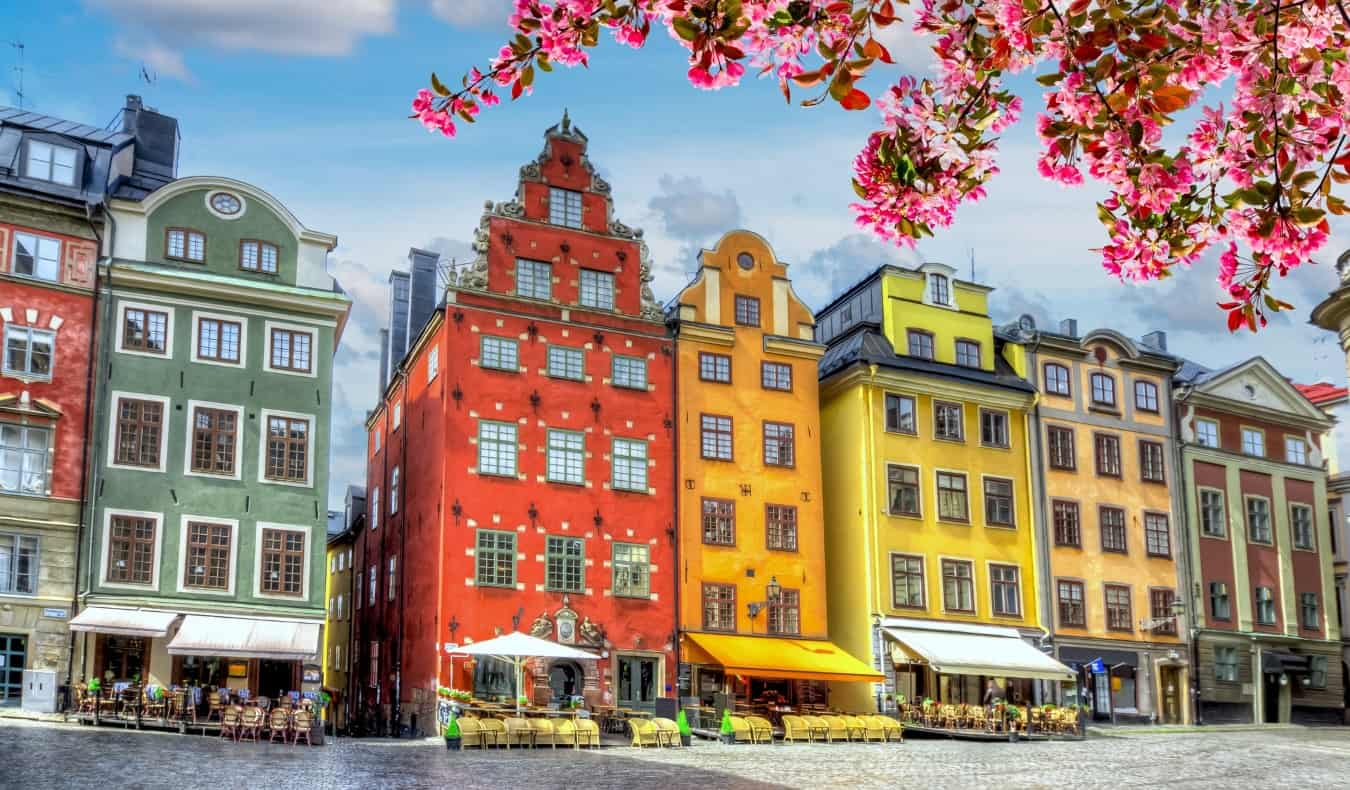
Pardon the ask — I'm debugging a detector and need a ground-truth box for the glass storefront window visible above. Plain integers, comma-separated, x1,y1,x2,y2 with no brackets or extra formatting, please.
175,656,228,688
472,657,515,701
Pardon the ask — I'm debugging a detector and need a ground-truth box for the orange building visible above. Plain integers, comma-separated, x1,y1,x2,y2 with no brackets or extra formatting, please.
670,230,879,722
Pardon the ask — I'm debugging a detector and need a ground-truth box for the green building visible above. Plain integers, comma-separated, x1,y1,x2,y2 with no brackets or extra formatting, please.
72,176,349,699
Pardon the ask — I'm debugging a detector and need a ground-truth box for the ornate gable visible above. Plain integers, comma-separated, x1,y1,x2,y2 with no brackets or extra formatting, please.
1195,357,1331,426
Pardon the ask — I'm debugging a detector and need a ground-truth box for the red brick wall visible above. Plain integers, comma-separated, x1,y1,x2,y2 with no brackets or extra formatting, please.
1194,460,1236,631
1286,476,1326,636
1239,470,1283,633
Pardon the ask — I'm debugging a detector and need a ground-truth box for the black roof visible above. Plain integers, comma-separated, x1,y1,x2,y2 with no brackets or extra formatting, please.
0,107,133,146
818,322,1036,393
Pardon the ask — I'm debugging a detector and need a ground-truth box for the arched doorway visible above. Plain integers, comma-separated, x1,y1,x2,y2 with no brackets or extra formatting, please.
548,660,583,703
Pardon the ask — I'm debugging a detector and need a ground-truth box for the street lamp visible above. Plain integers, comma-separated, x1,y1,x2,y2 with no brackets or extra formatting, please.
746,577,782,628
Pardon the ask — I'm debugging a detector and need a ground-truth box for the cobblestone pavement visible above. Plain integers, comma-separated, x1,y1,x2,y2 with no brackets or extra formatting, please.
4,719,1350,790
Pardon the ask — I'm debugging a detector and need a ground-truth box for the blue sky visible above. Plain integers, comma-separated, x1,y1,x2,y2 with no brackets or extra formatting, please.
6,1,1348,509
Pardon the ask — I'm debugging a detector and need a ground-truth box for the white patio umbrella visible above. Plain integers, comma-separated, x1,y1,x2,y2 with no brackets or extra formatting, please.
452,631,600,714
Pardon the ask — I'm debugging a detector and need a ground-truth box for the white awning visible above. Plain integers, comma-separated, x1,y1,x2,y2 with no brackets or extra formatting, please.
69,607,179,638
452,631,600,661
167,615,321,661
883,618,1074,682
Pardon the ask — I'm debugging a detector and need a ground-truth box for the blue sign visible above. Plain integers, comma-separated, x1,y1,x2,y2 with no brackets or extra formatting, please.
1087,659,1106,674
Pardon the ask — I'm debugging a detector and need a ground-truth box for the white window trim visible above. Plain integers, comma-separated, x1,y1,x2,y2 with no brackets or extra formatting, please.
105,390,171,473
113,299,175,359
1,324,56,383
611,437,649,493
98,508,164,591
1240,426,1266,457
390,466,400,514
257,407,316,489
10,230,63,284
984,559,1023,617
937,553,978,615
979,472,1017,529
204,189,248,221
393,403,402,431
253,521,312,601
1195,418,1220,448
188,310,249,368
1198,486,1228,538
888,550,928,610
933,467,971,522
370,487,380,531
174,515,240,597
1284,434,1309,465
262,319,318,378
1244,494,1273,544
428,345,439,383
181,400,244,481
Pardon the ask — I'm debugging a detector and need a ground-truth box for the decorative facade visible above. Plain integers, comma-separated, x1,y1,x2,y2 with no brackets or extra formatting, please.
669,230,877,719
817,263,1067,714
75,174,350,700
1012,320,1189,724
355,116,676,736
1174,357,1342,724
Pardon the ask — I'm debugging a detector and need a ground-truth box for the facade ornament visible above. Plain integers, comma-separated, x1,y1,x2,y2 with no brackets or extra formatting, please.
590,173,612,195
1338,249,1350,284
519,160,542,181
638,241,663,321
493,200,525,219
529,611,554,639
608,219,637,239
1178,403,1196,443
578,616,603,646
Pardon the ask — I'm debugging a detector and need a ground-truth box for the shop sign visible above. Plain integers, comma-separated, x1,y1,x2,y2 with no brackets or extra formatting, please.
42,608,68,619
1087,659,1107,674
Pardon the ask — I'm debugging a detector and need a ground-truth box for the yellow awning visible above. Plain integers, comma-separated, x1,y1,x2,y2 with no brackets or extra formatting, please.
683,633,883,683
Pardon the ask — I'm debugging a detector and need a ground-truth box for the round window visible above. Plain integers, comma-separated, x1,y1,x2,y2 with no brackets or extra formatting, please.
736,252,755,270
210,192,242,215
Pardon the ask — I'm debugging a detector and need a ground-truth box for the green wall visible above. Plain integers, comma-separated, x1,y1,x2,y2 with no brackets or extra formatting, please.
145,188,300,287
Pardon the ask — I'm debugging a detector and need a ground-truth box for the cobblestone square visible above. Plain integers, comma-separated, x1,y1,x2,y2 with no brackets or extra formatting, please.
4,720,1350,789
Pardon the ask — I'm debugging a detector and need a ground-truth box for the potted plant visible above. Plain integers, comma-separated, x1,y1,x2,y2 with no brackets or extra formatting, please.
676,709,693,747
1005,705,1023,742
719,709,735,744
444,715,462,750
87,678,101,695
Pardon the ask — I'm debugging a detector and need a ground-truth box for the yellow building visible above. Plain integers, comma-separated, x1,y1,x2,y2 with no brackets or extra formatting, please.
670,230,880,719
323,488,361,731
818,263,1071,714
1013,321,1189,724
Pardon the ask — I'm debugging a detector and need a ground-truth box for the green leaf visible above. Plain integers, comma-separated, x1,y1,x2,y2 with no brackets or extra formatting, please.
1129,121,1143,147
520,64,535,88
723,0,742,22
852,178,868,199
1291,206,1326,227
430,72,451,97
1036,71,1064,86
672,16,700,41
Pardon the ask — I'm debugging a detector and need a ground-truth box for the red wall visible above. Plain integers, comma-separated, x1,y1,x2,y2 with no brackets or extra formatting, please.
0,223,97,502
1194,461,1236,631
1240,470,1282,633
1286,477,1325,636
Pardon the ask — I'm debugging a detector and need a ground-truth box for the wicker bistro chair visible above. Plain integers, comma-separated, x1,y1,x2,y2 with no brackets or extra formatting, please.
503,717,535,749
781,715,814,743
651,717,684,747
117,687,142,721
478,718,508,747
553,718,582,749
220,706,243,741
743,716,774,744
456,717,487,749
853,714,885,742
573,718,601,748
527,718,557,749
144,688,167,720
970,706,988,731
803,715,831,743
840,715,868,742
267,708,291,743
864,715,904,743
292,708,315,746
629,718,661,748
206,692,224,723
821,715,850,743
239,706,264,742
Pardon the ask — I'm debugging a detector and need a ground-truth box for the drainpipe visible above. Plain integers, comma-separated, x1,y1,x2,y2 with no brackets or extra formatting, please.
1173,388,1203,725
65,204,108,699
394,381,408,736
668,326,681,708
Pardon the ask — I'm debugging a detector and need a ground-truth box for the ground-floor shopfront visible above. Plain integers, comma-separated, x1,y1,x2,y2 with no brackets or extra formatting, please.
678,632,881,727
1195,631,1344,725
871,618,1073,715
0,490,79,710
1056,641,1191,725
71,606,324,706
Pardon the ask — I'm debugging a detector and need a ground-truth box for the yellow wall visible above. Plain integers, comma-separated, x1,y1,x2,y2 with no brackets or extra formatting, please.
673,230,829,641
323,539,352,695
823,265,1041,711
1036,340,1182,646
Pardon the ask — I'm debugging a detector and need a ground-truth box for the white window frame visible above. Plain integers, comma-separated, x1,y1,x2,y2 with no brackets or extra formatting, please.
106,391,171,473
98,508,164,591
165,228,206,263
174,515,239,597
612,438,648,493
393,403,402,431
546,429,585,485
578,269,615,310
252,521,312,601
256,407,316,489
2,325,55,381
114,299,175,359
1285,435,1309,465
263,320,319,378
189,311,248,368
10,231,62,283
390,466,400,514
24,140,77,186
480,336,519,372
0,532,40,596
1195,418,1220,448
1241,427,1265,457
0,422,50,497
1245,495,1273,544
1291,502,1315,550
370,487,380,531
427,345,440,382
388,555,397,602
1199,487,1227,537
515,258,552,301
548,186,583,228
182,400,244,481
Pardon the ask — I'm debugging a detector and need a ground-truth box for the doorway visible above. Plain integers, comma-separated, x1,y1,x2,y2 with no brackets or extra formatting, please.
1262,672,1281,723
548,661,583,702
258,660,295,698
0,635,25,706
1093,671,1112,719
616,655,657,712
1159,667,1182,724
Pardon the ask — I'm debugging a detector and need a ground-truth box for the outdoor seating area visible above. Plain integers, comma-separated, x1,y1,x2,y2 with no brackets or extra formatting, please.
219,698,319,746
720,712,903,745
897,702,1081,737
452,712,605,749
71,682,322,741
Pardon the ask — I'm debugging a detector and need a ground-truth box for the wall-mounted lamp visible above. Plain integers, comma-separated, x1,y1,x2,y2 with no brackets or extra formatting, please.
528,503,539,526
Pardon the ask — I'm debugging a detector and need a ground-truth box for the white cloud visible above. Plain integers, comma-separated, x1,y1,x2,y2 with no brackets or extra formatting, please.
429,0,511,28
114,35,193,83
87,0,395,56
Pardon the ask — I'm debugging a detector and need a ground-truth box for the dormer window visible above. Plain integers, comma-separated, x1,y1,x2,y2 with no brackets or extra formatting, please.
929,273,951,306
549,187,583,228
24,140,77,186
240,240,279,274
166,228,206,263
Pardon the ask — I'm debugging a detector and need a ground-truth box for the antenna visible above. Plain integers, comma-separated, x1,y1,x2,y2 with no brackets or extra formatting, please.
968,248,976,282
140,64,157,86
9,40,24,109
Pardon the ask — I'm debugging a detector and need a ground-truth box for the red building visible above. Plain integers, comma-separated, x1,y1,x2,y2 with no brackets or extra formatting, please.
356,115,676,735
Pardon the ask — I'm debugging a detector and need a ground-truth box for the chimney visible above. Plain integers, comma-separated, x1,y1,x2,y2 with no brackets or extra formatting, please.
1142,330,1168,352
1059,318,1078,338
121,94,180,179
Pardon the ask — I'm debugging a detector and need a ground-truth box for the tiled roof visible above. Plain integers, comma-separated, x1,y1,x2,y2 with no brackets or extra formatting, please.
818,322,1036,393
1295,381,1349,406
0,107,132,146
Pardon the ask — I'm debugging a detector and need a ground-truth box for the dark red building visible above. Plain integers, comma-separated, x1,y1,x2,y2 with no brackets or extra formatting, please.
356,115,676,735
